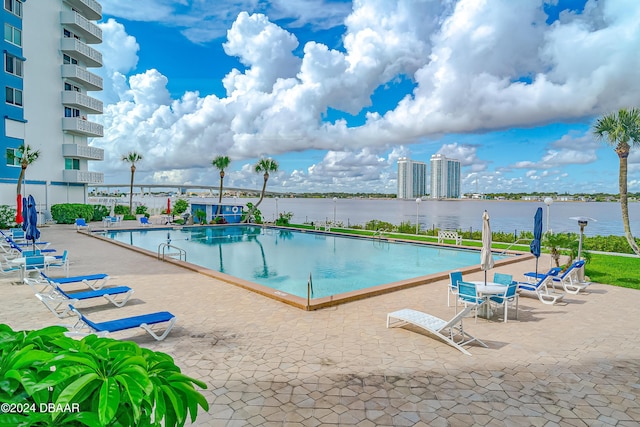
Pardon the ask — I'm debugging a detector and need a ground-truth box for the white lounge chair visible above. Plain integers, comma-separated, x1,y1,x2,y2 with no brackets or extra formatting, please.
516,274,564,305
387,305,487,356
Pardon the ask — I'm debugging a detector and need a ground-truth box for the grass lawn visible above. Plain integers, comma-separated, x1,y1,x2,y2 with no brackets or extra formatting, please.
289,223,639,290
586,254,640,290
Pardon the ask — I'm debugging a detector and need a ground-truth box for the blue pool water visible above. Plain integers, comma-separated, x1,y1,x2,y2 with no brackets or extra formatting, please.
103,226,508,299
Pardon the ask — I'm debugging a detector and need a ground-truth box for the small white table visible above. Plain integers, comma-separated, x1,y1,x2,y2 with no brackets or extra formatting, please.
471,281,507,319
10,256,56,280
10,255,56,266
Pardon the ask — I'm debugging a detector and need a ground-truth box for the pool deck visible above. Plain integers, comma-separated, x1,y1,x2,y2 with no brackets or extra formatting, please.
2,222,639,426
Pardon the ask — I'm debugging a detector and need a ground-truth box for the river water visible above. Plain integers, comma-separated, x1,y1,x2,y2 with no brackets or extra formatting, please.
105,194,637,237
198,197,639,237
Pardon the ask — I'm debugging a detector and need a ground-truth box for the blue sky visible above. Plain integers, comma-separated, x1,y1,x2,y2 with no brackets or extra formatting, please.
91,0,640,194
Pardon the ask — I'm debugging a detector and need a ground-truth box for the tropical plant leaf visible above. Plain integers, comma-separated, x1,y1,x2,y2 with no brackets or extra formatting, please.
166,372,208,390
172,381,209,420
114,374,145,423
58,410,102,427
98,377,120,425
52,372,99,421
50,353,100,371
160,384,186,425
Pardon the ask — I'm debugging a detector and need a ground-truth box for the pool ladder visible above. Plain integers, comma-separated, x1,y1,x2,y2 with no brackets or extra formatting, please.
306,273,314,311
498,238,532,255
157,243,187,262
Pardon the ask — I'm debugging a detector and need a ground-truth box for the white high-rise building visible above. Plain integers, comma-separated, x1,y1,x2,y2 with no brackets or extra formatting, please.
430,154,461,199
1,0,104,215
397,157,427,199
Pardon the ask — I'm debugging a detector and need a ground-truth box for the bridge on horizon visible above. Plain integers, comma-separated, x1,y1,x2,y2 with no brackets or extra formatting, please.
89,183,285,196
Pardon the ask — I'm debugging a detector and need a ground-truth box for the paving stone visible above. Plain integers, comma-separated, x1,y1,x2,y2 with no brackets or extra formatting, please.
2,225,639,426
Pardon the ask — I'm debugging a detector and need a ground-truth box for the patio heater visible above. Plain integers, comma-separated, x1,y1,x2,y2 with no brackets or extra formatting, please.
569,216,596,282
569,216,596,261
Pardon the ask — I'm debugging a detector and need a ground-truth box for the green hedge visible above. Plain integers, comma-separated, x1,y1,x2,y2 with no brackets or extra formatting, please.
50,204,110,224
0,205,17,229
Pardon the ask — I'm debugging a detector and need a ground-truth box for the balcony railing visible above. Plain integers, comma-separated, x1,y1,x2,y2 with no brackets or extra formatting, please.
61,64,103,91
61,11,102,44
62,91,103,114
64,0,102,21
62,143,104,160
63,169,104,184
62,117,104,137
61,38,102,67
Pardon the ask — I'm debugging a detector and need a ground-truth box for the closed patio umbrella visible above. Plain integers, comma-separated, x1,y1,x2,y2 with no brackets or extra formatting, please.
25,195,40,251
15,194,23,223
21,196,28,231
530,207,543,277
480,210,494,285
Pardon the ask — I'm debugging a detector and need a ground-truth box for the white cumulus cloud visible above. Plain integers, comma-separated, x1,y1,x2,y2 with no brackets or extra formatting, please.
92,0,640,193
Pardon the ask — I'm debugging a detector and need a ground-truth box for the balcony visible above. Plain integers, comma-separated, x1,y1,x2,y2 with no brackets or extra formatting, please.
64,0,102,21
61,38,102,67
61,11,102,44
62,117,104,137
63,169,104,184
62,144,104,160
61,64,103,91
62,91,103,114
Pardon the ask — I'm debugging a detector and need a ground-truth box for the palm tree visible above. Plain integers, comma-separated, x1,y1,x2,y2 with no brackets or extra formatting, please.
244,158,279,222
211,155,230,221
121,151,143,216
12,144,40,196
10,144,40,222
593,108,640,256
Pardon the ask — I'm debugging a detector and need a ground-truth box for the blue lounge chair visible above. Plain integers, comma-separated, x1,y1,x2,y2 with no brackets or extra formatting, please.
551,260,591,294
75,218,89,230
40,272,110,290
67,305,176,341
0,261,21,276
516,274,564,305
34,284,134,318
139,216,151,226
523,267,562,282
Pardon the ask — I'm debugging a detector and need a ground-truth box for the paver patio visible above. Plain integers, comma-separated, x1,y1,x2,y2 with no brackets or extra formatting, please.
1,223,639,426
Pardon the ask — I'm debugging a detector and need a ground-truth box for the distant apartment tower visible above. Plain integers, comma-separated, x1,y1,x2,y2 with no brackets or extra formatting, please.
397,157,427,199
430,154,461,199
1,0,104,213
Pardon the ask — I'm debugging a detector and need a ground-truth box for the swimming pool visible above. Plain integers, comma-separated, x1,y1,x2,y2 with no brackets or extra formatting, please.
100,225,514,306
